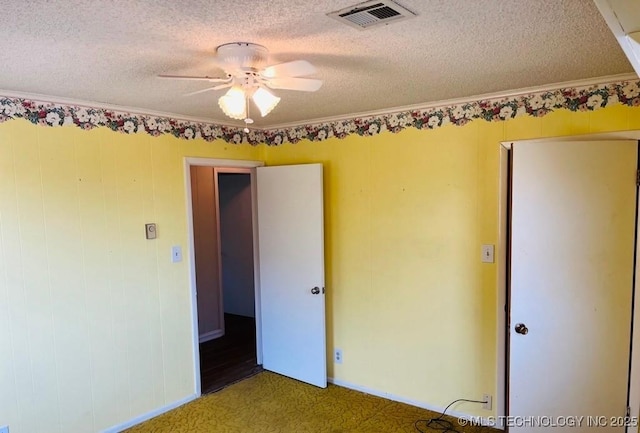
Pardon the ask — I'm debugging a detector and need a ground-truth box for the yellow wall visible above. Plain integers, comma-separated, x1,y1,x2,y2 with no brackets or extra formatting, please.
263,104,640,416
1,103,640,432
0,120,261,433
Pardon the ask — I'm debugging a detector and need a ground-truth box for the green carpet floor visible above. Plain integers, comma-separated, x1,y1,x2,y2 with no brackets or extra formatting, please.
126,371,498,433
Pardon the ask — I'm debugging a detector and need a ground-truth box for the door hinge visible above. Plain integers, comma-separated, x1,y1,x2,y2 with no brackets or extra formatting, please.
626,406,631,418
637,170,640,186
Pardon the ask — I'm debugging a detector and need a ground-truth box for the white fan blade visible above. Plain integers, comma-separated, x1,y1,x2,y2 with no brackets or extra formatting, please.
262,60,317,78
185,83,232,96
158,74,230,83
265,77,323,92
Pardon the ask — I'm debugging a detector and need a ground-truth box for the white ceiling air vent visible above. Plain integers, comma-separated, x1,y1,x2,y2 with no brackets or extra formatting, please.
327,0,417,30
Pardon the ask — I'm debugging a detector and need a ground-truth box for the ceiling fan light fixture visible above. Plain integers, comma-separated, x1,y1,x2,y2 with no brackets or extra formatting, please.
218,86,246,120
161,42,321,122
252,87,281,117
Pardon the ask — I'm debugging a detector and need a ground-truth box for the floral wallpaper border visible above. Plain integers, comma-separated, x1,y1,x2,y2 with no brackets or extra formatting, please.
1,80,639,146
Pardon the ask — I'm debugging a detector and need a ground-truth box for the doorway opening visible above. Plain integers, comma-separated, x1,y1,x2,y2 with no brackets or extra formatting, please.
185,158,328,395
189,163,263,394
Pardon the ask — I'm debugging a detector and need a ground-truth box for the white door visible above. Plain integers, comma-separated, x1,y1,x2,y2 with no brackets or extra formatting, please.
509,140,637,432
256,163,326,388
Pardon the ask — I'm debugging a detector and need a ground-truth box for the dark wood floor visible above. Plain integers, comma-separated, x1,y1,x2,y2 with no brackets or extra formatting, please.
199,313,263,395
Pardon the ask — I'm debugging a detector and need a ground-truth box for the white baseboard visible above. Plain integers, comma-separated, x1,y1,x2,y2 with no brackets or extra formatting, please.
327,377,503,430
199,329,224,343
101,377,500,432
102,393,198,433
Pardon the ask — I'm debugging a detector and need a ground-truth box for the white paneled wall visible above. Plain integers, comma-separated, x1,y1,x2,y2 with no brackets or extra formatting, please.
0,120,260,432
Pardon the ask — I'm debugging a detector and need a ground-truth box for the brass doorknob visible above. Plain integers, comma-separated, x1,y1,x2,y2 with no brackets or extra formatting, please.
515,323,528,335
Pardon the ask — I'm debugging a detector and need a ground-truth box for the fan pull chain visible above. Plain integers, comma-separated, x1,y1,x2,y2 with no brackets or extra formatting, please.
243,96,253,133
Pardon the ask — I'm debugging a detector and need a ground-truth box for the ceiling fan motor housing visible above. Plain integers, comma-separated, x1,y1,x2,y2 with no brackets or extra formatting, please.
216,42,269,73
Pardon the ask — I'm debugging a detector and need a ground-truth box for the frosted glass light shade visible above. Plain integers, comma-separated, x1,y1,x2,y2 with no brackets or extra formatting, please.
252,87,281,117
218,87,246,120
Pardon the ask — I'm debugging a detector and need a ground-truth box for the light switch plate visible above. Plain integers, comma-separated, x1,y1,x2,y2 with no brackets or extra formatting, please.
145,223,157,239
481,244,495,263
171,246,182,263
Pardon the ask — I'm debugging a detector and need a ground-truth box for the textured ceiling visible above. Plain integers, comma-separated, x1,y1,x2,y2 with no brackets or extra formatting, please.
0,0,633,127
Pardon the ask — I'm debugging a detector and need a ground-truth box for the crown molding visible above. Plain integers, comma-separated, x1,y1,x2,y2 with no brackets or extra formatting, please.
1,74,640,146
264,73,639,129
0,88,242,129
1,72,637,131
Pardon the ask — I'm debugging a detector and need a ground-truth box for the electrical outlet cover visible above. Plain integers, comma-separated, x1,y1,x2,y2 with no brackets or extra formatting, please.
482,394,492,411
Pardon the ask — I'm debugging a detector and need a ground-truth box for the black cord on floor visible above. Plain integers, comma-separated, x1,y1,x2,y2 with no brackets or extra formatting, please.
414,398,487,433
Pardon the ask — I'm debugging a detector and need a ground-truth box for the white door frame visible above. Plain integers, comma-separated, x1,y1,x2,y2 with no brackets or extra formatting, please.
497,131,640,431
183,157,265,397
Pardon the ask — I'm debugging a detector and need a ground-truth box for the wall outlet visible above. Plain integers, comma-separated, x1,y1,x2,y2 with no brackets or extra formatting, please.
0,425,9,433
334,348,343,364
482,393,492,411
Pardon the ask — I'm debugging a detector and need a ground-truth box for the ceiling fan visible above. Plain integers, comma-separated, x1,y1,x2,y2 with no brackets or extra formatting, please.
159,42,323,126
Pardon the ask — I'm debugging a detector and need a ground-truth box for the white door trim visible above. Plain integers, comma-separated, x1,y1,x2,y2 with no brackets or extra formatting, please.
183,157,265,397
630,194,640,433
495,144,509,429
498,132,640,432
